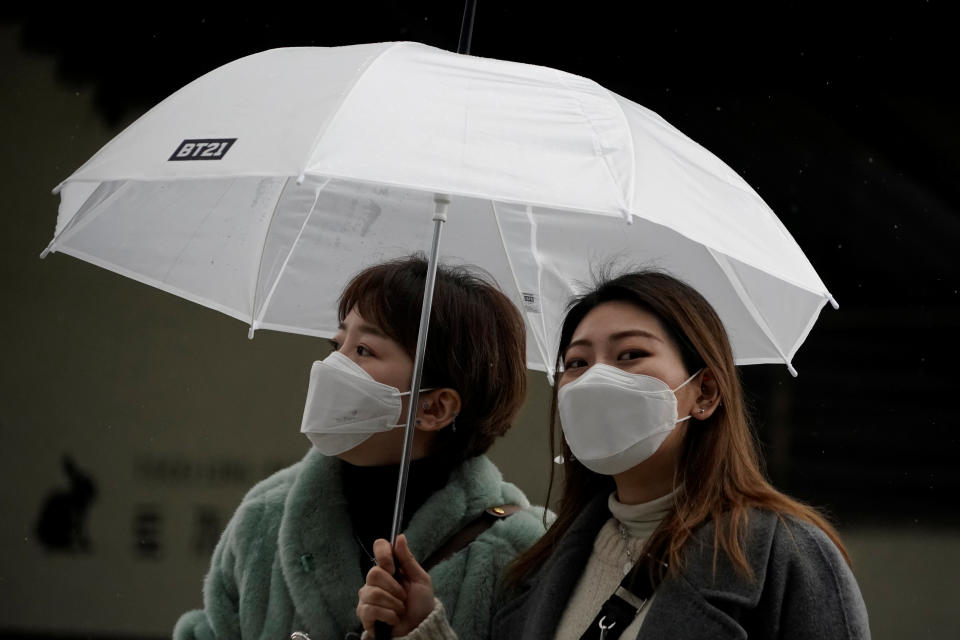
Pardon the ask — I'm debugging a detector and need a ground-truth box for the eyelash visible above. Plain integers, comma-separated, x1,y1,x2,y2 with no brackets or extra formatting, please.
326,338,374,357
563,349,649,370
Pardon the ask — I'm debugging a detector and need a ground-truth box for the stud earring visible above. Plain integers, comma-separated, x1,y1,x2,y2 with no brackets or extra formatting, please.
698,408,705,414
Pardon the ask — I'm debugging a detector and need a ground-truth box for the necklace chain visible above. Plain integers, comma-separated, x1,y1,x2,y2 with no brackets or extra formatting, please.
617,522,634,576
355,534,376,567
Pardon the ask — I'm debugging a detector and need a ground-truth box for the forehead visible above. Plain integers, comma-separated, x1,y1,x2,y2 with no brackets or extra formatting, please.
570,301,669,343
340,307,389,338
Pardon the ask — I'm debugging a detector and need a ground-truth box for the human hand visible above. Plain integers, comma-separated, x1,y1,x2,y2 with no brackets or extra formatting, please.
356,534,435,637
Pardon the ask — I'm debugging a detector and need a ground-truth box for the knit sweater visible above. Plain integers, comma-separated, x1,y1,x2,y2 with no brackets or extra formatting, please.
553,491,674,639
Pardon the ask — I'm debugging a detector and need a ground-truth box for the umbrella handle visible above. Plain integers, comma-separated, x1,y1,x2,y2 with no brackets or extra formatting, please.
374,620,392,639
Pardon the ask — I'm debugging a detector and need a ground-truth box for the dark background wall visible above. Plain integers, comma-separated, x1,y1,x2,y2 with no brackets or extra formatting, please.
1,2,957,637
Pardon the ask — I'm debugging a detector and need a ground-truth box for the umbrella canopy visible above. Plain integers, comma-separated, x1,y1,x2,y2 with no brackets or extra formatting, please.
46,41,836,378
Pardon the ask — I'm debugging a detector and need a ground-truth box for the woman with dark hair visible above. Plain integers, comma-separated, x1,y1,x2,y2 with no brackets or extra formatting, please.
174,255,547,640
357,270,870,639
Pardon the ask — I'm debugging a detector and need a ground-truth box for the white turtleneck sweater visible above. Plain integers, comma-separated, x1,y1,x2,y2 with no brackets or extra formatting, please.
552,490,675,640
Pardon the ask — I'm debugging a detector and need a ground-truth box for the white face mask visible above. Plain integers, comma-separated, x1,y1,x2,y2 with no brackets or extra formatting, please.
299,350,420,456
557,364,702,475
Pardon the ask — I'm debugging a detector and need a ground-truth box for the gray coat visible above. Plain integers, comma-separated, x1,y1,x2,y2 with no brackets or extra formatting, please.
492,493,870,639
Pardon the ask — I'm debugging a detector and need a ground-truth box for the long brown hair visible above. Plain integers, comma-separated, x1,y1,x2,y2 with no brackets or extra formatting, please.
506,270,849,584
339,254,527,466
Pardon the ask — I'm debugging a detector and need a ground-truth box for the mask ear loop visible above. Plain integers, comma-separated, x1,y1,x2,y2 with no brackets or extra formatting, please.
673,368,704,424
388,389,436,428
671,368,703,392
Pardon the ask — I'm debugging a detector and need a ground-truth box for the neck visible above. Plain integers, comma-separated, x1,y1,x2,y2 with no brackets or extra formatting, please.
341,456,451,550
612,447,679,505
613,421,687,504
613,468,674,504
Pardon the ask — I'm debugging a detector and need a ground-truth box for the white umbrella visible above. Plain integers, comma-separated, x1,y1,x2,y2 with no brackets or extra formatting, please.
43,41,836,540
44,42,836,377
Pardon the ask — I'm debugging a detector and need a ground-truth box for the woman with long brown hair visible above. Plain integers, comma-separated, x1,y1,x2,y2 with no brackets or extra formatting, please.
357,269,869,639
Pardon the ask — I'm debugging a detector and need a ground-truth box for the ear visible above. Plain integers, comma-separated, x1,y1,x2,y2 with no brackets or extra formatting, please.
415,388,462,432
692,368,721,420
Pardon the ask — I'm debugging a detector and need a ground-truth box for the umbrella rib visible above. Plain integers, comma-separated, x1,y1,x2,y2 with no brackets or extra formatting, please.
41,180,128,258
525,205,553,376
159,180,235,287
784,296,832,369
707,247,799,377
490,201,554,382
296,42,403,182
550,68,634,221
601,89,638,216
250,178,331,336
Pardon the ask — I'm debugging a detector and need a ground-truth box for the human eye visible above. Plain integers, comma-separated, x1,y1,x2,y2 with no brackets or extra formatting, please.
617,349,650,362
325,337,341,352
356,344,375,357
563,357,588,370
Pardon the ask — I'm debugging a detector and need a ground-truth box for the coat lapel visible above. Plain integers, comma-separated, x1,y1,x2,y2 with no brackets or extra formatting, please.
639,573,748,640
492,492,610,640
279,450,363,636
637,509,778,640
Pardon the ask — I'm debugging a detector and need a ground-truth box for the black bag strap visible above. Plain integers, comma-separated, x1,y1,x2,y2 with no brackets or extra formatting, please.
421,504,521,572
578,553,666,640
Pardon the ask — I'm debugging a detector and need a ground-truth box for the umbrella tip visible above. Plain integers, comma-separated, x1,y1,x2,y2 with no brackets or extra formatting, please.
39,246,52,259
787,363,798,377
296,173,306,185
247,327,256,340
828,294,839,310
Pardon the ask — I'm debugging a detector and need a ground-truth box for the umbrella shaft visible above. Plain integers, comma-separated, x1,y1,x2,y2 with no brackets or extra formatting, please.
458,0,477,55
389,204,448,543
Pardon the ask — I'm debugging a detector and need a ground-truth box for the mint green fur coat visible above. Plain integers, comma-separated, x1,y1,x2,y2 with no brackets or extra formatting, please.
174,449,546,639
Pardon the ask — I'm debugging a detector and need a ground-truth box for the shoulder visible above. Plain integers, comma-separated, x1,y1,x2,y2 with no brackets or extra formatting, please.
482,504,550,555
453,456,550,541
683,509,869,638
440,456,550,556
685,508,849,578
767,513,851,578
762,512,870,638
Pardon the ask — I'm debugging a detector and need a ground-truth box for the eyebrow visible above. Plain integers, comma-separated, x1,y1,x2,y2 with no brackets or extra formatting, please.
566,329,664,351
338,320,390,340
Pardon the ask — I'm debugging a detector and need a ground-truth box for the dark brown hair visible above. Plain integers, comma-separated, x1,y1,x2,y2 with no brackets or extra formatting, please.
507,270,849,584
339,254,527,465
